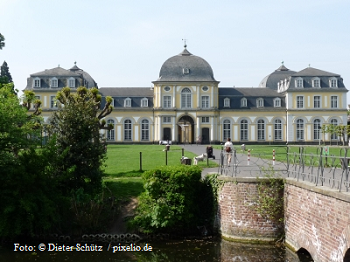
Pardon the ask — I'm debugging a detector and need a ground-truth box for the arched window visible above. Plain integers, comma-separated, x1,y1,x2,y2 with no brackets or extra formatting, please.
330,119,338,140
240,119,248,141
224,98,230,107
141,119,149,141
124,119,132,141
241,97,247,107
223,119,231,141
141,98,148,107
257,119,265,140
296,119,304,140
107,119,115,141
50,77,58,88
33,77,41,88
68,77,75,88
181,88,191,108
274,119,282,140
314,119,321,140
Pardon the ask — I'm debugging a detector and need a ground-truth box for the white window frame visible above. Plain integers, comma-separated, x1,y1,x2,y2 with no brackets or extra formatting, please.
296,96,304,109
274,119,282,140
295,77,303,88
141,119,149,141
124,98,131,108
33,77,41,88
124,119,132,141
296,119,304,140
314,95,321,108
224,98,230,107
163,96,171,108
50,77,58,88
274,98,281,108
256,98,264,108
331,96,338,108
312,77,321,88
223,119,231,141
240,119,248,141
68,77,75,88
257,119,265,140
330,119,338,140
201,117,209,123
241,98,247,107
141,98,148,108
181,88,192,109
107,119,115,141
201,95,209,108
163,116,171,123
50,96,57,108
329,77,338,88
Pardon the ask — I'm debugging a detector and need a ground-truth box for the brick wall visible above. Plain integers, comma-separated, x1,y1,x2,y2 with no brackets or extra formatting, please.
217,176,350,262
285,178,350,262
217,177,283,242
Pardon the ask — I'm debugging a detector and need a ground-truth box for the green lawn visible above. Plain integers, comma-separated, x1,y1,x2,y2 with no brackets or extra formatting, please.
103,144,218,202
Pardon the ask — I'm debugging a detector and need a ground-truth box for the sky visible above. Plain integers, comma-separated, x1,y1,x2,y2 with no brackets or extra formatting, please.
1,0,350,101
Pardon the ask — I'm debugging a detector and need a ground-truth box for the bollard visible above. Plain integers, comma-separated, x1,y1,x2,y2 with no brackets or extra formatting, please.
247,149,250,165
140,152,142,171
272,149,275,166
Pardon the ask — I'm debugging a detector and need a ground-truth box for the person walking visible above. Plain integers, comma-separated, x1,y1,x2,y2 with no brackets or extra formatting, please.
224,138,233,166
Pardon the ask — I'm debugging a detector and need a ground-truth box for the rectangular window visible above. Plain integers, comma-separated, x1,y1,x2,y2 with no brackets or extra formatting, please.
314,96,321,108
201,117,209,123
163,96,171,108
313,79,320,88
296,96,304,108
224,98,230,107
141,99,148,107
331,79,337,88
201,96,209,108
163,116,171,123
34,79,40,88
124,99,131,107
331,96,338,108
68,79,75,88
296,79,303,88
274,99,281,107
50,96,57,108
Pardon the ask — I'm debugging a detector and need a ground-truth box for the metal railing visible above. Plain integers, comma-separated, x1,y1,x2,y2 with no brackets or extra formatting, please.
218,146,350,192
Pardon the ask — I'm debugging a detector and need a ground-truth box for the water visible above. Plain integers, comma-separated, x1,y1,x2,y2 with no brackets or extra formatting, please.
0,238,313,261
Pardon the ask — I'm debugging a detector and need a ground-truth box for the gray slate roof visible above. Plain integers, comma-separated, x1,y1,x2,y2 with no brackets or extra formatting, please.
154,48,217,82
259,64,296,90
99,87,154,97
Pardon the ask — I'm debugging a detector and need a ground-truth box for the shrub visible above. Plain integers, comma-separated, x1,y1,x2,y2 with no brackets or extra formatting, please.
132,165,210,234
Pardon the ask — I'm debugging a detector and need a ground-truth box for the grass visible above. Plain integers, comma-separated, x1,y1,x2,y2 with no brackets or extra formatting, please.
212,144,350,167
102,144,218,202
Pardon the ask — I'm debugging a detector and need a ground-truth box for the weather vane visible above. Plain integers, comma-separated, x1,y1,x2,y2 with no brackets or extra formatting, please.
182,38,187,48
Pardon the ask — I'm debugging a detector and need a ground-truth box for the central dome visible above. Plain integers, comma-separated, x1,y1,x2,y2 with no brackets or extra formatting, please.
155,48,217,82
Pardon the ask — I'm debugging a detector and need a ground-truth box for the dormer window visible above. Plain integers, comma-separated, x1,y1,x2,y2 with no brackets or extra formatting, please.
274,97,281,107
241,97,247,107
183,68,190,74
50,77,58,88
329,77,338,88
295,77,303,88
124,98,131,107
224,98,230,107
68,77,75,88
312,77,321,88
257,98,264,108
141,98,148,107
33,77,41,88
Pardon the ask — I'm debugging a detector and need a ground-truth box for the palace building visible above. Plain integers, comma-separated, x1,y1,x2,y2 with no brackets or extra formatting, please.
25,46,348,144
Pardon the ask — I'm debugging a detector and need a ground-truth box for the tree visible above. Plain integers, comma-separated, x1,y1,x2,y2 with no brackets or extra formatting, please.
1,61,13,83
48,86,113,196
0,84,64,239
0,33,4,50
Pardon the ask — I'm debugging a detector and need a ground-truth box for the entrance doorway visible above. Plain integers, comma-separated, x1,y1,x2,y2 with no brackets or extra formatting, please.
178,115,194,144
201,128,210,144
163,128,171,141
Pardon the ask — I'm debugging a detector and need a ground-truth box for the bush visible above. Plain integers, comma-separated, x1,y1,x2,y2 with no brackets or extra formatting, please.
132,165,212,234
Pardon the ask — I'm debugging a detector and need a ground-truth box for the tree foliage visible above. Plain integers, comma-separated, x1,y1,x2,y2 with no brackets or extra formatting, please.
1,61,13,83
0,33,4,50
132,165,214,234
48,86,113,196
0,85,65,239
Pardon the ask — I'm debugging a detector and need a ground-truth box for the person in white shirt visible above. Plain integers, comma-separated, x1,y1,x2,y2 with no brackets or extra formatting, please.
224,138,233,166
